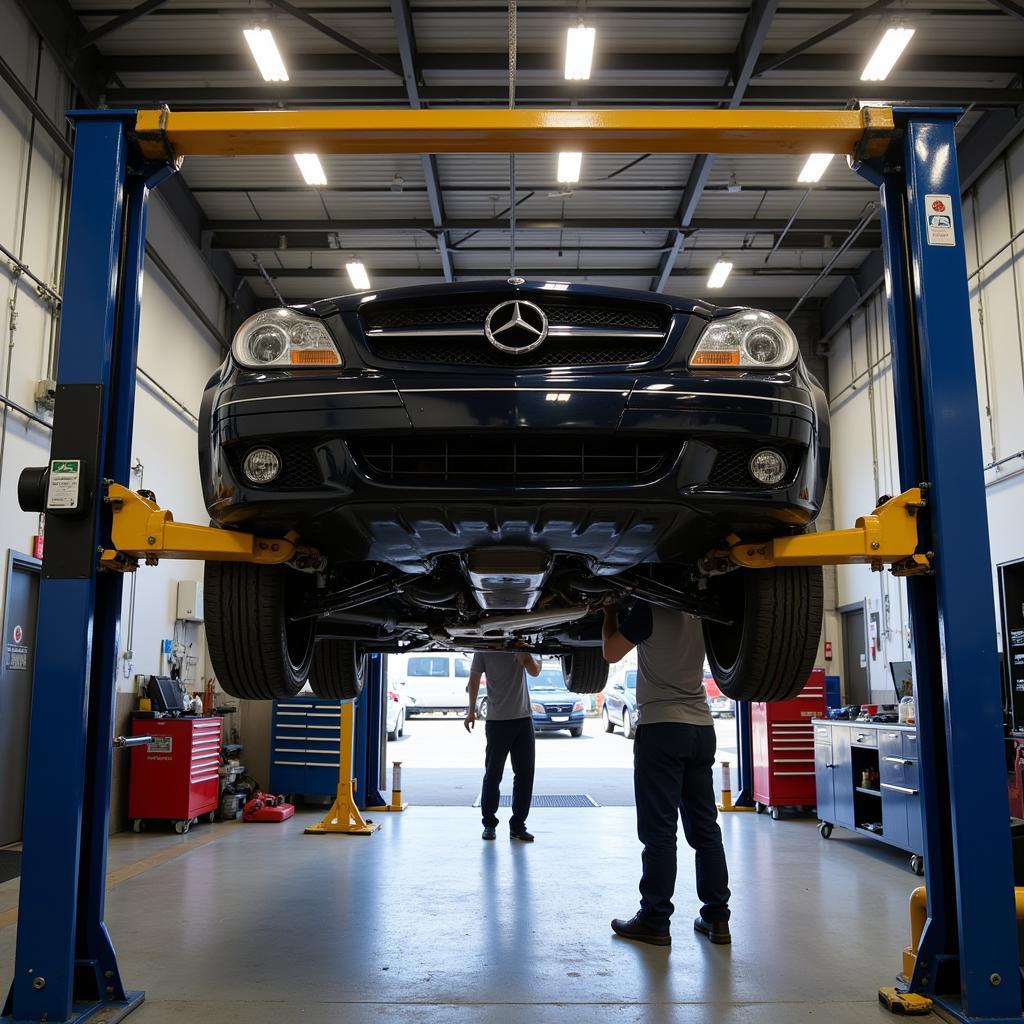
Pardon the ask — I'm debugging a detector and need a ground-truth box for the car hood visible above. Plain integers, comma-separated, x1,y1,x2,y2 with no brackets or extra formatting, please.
299,279,728,320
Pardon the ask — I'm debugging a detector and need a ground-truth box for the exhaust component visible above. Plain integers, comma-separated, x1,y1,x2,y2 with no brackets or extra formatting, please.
464,547,552,611
445,604,591,639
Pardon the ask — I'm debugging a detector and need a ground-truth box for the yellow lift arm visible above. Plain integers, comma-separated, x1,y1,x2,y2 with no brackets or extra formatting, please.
98,482,930,576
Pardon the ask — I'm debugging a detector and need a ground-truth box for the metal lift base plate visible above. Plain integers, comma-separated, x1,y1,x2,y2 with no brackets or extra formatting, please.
13,990,147,1024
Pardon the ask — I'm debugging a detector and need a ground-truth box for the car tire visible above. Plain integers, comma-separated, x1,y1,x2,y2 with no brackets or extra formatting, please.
622,708,635,740
388,708,403,742
702,565,823,702
570,726,584,737
204,561,316,700
602,705,615,733
478,697,488,720
561,648,609,694
308,640,367,700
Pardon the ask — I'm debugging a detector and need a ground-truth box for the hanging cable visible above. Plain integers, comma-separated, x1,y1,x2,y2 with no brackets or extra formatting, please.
508,0,517,277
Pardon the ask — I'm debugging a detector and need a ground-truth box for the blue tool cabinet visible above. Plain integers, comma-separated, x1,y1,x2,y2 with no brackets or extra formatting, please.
269,696,344,798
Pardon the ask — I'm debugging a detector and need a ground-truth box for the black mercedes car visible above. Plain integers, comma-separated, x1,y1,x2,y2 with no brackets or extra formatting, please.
199,280,828,704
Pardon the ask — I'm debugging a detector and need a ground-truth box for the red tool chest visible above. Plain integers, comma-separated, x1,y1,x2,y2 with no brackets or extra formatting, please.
752,669,825,818
129,717,222,833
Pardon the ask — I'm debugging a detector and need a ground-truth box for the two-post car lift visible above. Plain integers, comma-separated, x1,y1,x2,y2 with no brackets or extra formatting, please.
2,106,1019,1024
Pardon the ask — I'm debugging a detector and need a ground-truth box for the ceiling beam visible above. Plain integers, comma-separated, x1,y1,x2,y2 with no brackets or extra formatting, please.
754,0,897,75
263,0,404,78
104,52,1023,76
99,84,1024,107
76,0,171,49
390,0,453,282
654,0,778,291
237,266,854,280
205,216,879,234
214,233,879,253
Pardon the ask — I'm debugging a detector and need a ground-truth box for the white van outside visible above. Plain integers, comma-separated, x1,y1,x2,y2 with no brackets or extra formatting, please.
389,652,474,716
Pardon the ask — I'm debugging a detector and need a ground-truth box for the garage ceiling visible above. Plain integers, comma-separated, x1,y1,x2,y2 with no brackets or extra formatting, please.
32,1,1024,322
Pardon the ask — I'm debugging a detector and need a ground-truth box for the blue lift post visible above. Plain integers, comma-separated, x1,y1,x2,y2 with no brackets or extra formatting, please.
3,106,1022,1024
354,654,388,810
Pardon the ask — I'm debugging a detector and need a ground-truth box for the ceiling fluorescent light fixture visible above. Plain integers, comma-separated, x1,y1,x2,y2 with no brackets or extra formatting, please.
798,153,835,183
243,27,289,82
564,24,596,80
707,261,733,289
294,153,327,186
861,26,915,81
346,261,371,291
557,151,583,183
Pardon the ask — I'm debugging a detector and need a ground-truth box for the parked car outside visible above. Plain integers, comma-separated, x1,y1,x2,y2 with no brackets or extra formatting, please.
200,280,828,706
703,669,736,718
603,668,639,739
388,653,473,716
385,685,408,740
529,665,585,736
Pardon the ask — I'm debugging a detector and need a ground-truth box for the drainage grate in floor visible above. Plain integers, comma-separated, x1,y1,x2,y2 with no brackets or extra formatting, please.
473,794,599,808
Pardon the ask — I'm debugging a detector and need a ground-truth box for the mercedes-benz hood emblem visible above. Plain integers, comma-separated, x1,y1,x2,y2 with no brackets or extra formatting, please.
484,300,549,354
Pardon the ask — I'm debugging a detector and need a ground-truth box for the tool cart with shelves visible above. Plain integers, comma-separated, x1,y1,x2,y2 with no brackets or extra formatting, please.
814,719,923,874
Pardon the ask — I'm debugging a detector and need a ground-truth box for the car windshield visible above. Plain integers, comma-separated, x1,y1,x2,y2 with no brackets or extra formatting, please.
625,671,637,689
530,670,568,693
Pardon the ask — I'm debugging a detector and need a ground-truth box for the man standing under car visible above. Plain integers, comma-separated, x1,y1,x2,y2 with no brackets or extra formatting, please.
465,650,541,842
601,601,731,946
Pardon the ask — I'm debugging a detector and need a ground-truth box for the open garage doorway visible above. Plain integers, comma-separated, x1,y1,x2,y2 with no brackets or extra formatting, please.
384,652,738,807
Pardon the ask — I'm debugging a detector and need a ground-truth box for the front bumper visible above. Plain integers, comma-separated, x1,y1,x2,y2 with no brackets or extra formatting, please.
533,711,586,731
201,367,828,568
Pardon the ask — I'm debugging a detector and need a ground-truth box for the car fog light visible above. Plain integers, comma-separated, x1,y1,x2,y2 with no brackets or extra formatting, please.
749,449,787,486
242,447,281,484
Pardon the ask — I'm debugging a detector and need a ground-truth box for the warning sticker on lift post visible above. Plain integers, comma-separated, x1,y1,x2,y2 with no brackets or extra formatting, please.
925,194,955,246
46,459,81,511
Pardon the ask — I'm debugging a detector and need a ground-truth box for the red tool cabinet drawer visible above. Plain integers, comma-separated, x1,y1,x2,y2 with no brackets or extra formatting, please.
128,717,222,822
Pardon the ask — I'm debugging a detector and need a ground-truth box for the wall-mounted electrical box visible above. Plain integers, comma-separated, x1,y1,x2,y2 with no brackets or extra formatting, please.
175,580,203,622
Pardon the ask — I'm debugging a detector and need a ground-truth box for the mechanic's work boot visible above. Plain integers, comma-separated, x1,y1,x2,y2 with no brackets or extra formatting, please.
482,827,496,841
510,828,535,842
611,914,671,946
693,915,731,944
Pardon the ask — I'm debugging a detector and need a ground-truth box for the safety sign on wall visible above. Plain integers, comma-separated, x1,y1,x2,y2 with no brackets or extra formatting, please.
924,194,955,246
5,624,28,671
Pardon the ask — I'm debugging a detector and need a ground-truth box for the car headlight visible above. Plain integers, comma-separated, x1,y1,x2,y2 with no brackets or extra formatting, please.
531,702,545,714
573,701,584,712
231,308,342,369
689,310,798,371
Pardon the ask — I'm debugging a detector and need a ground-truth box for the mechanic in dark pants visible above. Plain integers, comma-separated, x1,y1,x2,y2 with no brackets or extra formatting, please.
602,602,732,946
465,651,542,842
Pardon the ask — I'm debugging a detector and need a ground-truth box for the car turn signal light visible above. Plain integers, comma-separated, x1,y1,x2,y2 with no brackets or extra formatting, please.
690,350,741,367
290,349,341,365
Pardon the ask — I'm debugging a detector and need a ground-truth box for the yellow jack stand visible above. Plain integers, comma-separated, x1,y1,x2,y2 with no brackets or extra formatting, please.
878,988,933,1016
304,702,380,837
717,761,754,812
368,761,408,813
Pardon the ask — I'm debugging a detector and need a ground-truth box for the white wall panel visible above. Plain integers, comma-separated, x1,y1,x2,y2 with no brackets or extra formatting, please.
829,134,1024,701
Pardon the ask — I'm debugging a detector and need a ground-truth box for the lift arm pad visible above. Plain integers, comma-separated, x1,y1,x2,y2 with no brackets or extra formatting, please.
100,483,316,571
710,488,930,575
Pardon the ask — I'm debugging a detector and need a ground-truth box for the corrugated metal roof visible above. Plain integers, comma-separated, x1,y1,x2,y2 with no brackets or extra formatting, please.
68,0,1020,302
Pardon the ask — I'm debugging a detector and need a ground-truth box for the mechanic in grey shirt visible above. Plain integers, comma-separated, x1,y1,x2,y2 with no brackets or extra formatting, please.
465,651,541,842
601,601,731,947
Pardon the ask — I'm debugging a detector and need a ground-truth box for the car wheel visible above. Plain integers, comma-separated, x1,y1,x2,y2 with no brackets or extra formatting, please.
478,697,488,720
618,708,634,741
570,725,584,737
398,711,405,738
702,565,823,702
602,705,615,733
309,641,367,700
561,648,609,694
204,561,316,700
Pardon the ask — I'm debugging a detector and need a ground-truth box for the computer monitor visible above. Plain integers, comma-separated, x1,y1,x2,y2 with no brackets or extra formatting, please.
149,675,186,713
889,661,914,701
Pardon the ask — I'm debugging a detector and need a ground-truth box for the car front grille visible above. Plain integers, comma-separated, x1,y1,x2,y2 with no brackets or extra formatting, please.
351,435,680,486
707,441,804,490
542,703,575,714
366,335,664,368
359,298,669,368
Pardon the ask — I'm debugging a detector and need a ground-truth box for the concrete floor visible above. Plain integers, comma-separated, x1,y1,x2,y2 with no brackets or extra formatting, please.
0,806,926,1023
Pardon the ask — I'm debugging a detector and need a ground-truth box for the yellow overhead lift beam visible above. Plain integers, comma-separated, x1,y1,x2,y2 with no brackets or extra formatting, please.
134,106,895,160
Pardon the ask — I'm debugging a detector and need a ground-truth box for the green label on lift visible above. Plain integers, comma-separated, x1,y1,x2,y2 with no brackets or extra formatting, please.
47,458,81,511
